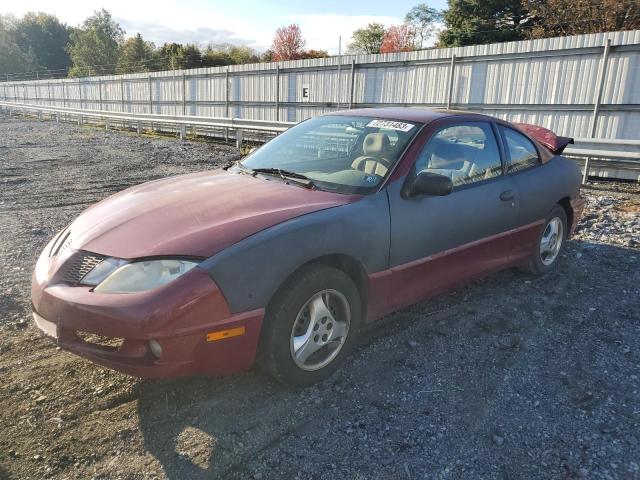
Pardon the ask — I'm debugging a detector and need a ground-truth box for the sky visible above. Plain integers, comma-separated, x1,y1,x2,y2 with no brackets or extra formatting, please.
1,0,448,53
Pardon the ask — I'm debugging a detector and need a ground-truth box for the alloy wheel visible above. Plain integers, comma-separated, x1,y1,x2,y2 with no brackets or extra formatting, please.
540,217,564,266
289,289,350,371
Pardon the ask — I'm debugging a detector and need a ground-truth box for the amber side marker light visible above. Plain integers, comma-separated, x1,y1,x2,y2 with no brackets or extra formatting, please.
206,326,246,342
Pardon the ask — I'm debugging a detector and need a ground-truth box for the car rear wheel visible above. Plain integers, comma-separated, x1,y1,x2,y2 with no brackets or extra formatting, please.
257,264,361,386
521,206,568,275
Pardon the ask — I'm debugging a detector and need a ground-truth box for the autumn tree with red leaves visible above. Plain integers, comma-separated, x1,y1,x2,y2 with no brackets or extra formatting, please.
380,24,417,53
271,24,306,61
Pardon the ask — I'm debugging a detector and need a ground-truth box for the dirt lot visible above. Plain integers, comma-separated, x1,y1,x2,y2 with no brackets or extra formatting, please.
0,116,639,480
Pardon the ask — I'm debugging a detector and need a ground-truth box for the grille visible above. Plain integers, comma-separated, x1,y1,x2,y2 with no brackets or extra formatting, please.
62,252,105,285
50,228,71,257
76,331,124,349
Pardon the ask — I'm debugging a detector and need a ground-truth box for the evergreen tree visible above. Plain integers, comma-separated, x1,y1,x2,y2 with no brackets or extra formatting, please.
116,33,154,73
438,0,531,47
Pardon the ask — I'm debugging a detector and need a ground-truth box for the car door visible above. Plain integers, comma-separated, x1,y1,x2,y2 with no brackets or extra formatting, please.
386,120,520,309
497,124,555,263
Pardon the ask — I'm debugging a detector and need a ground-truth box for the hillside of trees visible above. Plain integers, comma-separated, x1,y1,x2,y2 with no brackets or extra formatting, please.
1,1,638,80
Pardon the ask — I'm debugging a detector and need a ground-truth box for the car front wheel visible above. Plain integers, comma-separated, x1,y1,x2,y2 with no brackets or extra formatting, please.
257,264,361,386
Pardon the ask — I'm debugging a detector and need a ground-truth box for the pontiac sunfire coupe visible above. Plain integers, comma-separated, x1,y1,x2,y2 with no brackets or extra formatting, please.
32,108,585,385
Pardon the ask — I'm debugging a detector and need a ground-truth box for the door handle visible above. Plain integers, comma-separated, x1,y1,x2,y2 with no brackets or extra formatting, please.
499,190,514,201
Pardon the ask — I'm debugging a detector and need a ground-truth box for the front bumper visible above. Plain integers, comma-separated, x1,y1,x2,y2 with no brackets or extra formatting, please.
31,250,264,378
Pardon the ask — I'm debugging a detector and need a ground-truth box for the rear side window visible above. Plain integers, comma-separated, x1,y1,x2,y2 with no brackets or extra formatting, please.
500,126,540,172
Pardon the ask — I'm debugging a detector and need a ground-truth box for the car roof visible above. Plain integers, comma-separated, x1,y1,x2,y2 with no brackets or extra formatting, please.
328,107,492,125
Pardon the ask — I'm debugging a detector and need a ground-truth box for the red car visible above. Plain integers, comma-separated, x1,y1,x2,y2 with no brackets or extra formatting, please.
32,108,584,385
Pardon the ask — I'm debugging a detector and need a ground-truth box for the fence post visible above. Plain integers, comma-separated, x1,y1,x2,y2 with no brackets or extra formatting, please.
236,129,243,149
179,124,186,140
148,74,153,114
336,57,341,110
446,54,457,110
78,78,83,109
78,78,84,110
583,38,612,184
120,77,125,112
47,82,51,106
182,73,187,116
225,69,230,117
98,78,103,110
349,60,356,109
225,68,230,141
275,66,280,121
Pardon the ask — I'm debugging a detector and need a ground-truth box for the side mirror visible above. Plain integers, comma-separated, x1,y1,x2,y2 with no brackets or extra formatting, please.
405,172,453,198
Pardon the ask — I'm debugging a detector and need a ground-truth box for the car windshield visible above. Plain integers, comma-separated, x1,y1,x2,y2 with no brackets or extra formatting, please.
236,115,421,194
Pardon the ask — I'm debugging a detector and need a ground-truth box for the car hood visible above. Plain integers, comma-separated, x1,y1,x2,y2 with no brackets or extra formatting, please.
68,170,358,258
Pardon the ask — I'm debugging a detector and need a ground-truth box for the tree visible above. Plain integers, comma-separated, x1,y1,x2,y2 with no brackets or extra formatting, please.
380,24,418,53
405,3,442,48
202,44,259,66
438,0,532,47
0,15,37,76
68,9,124,76
525,0,640,39
261,49,274,62
157,43,202,70
202,45,232,66
227,45,260,64
181,44,203,68
13,12,71,72
348,23,386,54
271,24,305,61
117,33,154,74
158,43,184,70
300,49,329,59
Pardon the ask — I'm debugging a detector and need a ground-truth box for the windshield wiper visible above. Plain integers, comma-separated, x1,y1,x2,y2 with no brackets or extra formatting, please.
250,167,316,188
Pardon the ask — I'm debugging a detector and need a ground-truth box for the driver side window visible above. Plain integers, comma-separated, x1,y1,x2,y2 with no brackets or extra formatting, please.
415,122,503,187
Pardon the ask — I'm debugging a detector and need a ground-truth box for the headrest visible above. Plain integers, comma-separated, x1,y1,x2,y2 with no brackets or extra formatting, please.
429,137,465,161
363,133,390,156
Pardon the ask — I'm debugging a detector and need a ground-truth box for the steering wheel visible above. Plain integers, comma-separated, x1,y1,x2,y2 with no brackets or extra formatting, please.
351,156,393,176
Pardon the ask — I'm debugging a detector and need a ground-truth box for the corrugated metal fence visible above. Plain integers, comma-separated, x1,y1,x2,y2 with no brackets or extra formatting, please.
1,30,639,140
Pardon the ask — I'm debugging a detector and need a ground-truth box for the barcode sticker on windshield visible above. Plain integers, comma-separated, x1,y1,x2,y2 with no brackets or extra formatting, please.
366,119,415,132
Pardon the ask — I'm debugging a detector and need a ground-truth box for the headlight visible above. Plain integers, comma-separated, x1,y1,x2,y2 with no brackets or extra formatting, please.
93,259,198,294
82,257,128,286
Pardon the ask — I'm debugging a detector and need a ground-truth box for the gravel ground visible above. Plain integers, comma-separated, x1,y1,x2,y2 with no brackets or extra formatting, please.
0,116,639,480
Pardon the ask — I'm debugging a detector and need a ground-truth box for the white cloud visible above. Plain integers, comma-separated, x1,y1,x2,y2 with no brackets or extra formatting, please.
117,20,256,49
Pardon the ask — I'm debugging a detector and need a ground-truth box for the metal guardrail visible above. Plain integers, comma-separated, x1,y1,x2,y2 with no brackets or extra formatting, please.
1,101,638,182
0,101,295,145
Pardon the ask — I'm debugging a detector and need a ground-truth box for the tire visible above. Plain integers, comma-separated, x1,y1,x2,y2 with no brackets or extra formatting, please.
520,205,568,275
257,264,362,386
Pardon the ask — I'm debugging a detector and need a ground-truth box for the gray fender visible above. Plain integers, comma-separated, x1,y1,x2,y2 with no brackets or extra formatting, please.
199,191,390,313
